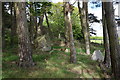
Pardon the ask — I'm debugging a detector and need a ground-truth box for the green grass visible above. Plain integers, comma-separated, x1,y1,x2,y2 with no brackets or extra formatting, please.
2,44,106,78
91,40,103,44
90,36,103,40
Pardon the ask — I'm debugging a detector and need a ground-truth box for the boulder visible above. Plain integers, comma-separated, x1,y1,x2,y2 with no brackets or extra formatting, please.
35,34,51,52
91,50,104,62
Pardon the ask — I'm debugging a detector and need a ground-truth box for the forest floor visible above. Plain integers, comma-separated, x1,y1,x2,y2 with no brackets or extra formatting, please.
2,42,111,78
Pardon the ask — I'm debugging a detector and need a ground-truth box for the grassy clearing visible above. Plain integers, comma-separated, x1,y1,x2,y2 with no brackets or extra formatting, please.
2,44,106,78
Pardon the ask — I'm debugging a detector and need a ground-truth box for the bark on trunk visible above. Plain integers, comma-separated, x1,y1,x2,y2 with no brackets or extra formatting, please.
15,2,34,67
34,3,38,39
64,2,77,63
63,2,70,47
102,2,111,68
34,16,37,39
83,2,90,55
104,2,120,79
0,1,2,53
2,2,5,52
77,0,84,38
10,2,17,46
29,3,36,45
78,1,90,55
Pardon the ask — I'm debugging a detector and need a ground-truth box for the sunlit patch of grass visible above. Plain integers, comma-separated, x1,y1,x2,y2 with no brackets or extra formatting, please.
91,40,103,44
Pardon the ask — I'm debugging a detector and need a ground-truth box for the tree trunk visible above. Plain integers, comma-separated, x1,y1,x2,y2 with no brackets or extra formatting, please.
0,2,2,78
15,2,34,67
34,14,44,48
34,3,38,39
44,12,53,39
77,0,84,39
63,2,70,47
78,1,90,55
34,16,37,39
10,2,17,46
104,2,120,79
38,14,44,35
29,3,36,45
2,2,5,52
0,1,2,53
102,2,111,68
64,2,77,63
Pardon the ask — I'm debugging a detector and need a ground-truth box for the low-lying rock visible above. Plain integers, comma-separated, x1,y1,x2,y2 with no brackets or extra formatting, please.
35,34,52,52
91,50,104,62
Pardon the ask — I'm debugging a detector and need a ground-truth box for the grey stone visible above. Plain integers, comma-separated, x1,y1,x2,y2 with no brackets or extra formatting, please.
35,35,52,52
91,50,104,62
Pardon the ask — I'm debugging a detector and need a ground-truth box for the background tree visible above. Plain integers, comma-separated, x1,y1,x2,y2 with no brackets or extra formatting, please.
64,1,77,63
71,7,83,40
88,13,100,36
29,2,37,45
64,2,70,47
2,2,5,52
49,2,65,39
10,2,17,46
78,1,90,55
2,2,18,52
39,2,53,39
